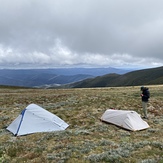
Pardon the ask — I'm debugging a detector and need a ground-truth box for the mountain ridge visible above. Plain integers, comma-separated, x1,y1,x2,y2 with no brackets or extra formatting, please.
0,67,130,87
67,66,163,88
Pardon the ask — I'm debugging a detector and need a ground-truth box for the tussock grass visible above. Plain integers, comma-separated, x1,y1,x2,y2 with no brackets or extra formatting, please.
0,85,163,162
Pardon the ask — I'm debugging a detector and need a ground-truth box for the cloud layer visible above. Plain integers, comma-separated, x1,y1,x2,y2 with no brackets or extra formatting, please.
0,0,163,68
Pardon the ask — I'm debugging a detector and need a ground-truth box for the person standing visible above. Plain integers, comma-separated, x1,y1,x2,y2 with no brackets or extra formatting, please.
140,86,150,119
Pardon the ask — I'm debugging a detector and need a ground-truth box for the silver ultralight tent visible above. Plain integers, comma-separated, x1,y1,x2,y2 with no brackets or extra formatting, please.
7,104,69,136
101,109,149,131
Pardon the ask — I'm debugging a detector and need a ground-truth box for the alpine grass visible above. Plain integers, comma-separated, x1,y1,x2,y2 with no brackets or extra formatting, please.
0,85,163,162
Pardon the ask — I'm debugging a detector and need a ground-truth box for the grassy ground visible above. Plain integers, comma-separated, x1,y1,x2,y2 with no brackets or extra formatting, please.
0,85,163,163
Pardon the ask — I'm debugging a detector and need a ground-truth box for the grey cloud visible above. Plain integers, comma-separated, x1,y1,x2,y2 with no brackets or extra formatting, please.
0,0,163,68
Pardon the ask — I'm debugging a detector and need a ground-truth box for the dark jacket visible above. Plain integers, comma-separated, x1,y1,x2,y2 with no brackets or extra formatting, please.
141,88,150,102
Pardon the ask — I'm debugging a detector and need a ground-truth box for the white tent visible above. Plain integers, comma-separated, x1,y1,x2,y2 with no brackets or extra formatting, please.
100,109,149,131
7,104,69,136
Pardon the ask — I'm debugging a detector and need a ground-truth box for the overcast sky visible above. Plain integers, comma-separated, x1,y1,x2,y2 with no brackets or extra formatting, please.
0,0,163,69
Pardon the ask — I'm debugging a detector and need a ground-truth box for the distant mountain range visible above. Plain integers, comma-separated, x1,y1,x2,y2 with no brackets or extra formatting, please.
0,67,131,87
1,66,162,88
67,66,163,88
